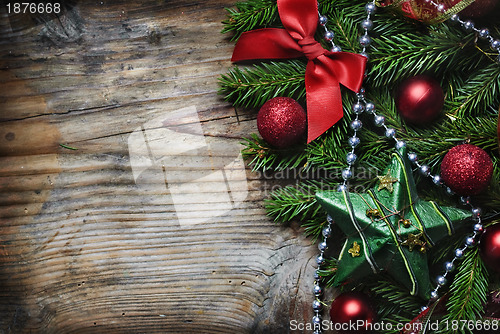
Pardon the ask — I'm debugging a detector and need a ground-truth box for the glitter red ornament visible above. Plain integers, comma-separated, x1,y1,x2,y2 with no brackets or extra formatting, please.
329,292,376,333
479,224,500,273
395,75,444,124
257,97,307,148
440,144,493,196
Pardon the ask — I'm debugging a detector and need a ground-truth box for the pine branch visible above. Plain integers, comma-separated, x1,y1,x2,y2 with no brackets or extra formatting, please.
264,183,321,223
316,256,338,287
319,1,363,53
221,0,279,41
442,248,489,334
218,60,306,109
368,28,479,88
241,134,309,171
369,278,423,316
446,64,500,118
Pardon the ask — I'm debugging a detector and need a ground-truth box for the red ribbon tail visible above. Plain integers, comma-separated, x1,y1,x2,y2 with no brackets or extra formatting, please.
305,59,344,143
306,94,343,143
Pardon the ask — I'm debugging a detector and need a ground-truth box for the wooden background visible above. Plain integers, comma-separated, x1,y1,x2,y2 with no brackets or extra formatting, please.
0,1,318,333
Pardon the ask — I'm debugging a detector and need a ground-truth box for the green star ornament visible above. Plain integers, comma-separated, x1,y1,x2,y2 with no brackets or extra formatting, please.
316,148,472,299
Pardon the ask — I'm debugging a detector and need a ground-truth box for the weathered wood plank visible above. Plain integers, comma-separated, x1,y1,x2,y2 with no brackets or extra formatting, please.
0,1,316,333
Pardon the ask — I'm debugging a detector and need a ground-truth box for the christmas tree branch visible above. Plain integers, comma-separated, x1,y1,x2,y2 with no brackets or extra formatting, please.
218,60,306,109
264,183,321,223
369,278,423,316
221,0,279,41
442,248,489,333
241,134,309,171
446,64,500,118
369,29,477,88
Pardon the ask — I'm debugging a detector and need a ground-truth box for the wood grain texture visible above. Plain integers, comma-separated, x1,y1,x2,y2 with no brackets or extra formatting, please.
0,1,317,333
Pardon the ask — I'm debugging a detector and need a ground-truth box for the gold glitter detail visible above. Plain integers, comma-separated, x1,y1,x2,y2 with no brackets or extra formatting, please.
401,232,425,252
348,241,361,257
377,171,398,193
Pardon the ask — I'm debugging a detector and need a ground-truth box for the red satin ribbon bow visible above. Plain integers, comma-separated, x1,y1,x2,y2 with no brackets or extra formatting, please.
231,0,367,142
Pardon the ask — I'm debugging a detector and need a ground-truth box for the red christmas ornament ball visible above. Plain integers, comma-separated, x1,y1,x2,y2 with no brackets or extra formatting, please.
460,0,498,18
257,97,307,148
329,292,376,333
395,75,444,124
440,144,493,196
479,224,500,273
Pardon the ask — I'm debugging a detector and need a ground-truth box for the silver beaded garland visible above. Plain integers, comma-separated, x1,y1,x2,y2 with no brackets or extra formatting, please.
365,102,375,114
313,284,322,296
374,115,385,126
473,223,483,233
432,174,442,185
465,236,476,247
385,127,396,138
341,168,352,180
322,226,331,237
419,165,430,176
346,152,357,164
331,45,342,53
348,136,360,148
319,15,328,26
395,140,406,149
359,34,372,46
365,2,376,14
361,18,373,31
352,102,365,114
479,28,490,39
350,119,363,130
436,275,447,286
445,6,500,63
445,261,455,272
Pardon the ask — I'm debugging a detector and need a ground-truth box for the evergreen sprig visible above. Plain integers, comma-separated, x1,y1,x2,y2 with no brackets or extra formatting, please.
218,60,306,109
221,0,279,41
241,134,308,171
369,278,423,316
264,184,320,223
441,248,489,333
368,29,477,88
446,64,500,118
